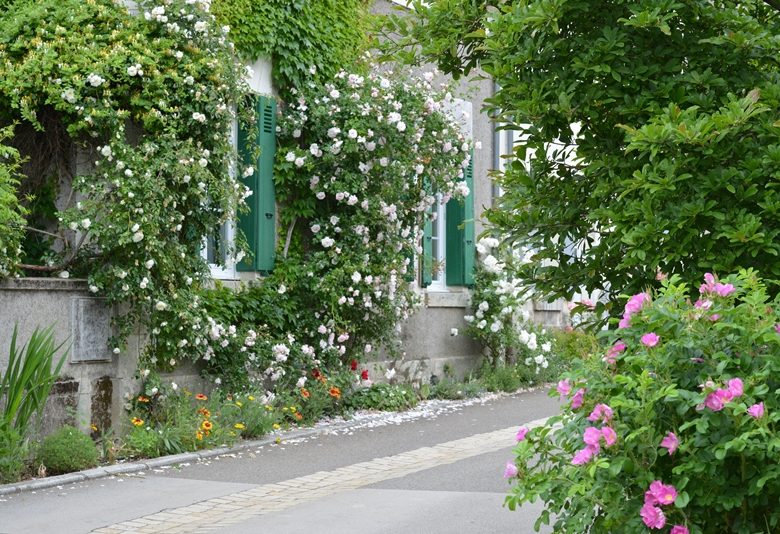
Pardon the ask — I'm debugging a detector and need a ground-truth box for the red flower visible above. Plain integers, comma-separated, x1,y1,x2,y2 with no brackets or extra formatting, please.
350,359,358,371
312,369,322,379
361,369,369,380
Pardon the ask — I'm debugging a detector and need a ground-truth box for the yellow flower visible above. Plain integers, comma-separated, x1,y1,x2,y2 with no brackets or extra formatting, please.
282,407,288,412
247,395,255,401
201,420,213,431
272,423,281,430
290,406,297,412
235,401,243,407
234,423,246,430
131,417,144,426
196,430,203,441
91,424,98,432
265,405,273,411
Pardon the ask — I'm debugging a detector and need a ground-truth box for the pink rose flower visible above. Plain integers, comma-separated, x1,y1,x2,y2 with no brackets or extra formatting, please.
715,283,735,297
571,388,585,410
583,427,602,448
747,402,765,418
640,503,666,529
556,379,571,397
618,314,631,329
641,332,660,347
571,446,597,465
699,272,717,295
660,432,679,455
647,480,677,506
516,426,529,442
694,299,712,310
727,378,743,398
503,461,518,479
601,426,617,447
670,526,689,534
775,323,780,335
625,292,650,315
605,342,626,364
588,403,614,423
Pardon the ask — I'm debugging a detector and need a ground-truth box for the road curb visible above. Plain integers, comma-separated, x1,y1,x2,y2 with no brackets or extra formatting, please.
0,385,549,497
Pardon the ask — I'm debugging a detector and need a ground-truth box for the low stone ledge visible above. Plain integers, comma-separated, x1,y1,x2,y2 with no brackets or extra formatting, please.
0,277,89,292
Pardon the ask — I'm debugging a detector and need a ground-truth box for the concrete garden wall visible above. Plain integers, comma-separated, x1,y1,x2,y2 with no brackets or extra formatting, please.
0,278,205,437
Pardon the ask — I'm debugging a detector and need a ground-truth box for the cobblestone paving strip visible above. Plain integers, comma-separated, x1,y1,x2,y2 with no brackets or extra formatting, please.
92,417,548,533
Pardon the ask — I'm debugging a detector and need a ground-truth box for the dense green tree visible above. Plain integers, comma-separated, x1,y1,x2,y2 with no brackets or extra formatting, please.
384,0,780,321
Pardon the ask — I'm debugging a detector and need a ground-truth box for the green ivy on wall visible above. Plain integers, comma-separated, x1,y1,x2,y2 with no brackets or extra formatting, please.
212,0,370,95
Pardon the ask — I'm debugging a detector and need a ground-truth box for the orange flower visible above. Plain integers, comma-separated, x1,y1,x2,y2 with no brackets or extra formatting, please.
329,386,341,400
131,417,144,426
201,420,213,431
196,430,203,441
195,393,208,401
198,407,211,418
300,388,311,399
294,412,303,421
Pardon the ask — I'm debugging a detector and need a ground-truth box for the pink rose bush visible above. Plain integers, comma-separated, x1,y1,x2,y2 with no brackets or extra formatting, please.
505,272,780,533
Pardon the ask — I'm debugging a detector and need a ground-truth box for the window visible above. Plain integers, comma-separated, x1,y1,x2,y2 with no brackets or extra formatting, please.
421,150,475,289
203,58,276,279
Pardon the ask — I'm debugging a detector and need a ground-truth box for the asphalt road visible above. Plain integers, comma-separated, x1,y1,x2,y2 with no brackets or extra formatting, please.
1,388,560,534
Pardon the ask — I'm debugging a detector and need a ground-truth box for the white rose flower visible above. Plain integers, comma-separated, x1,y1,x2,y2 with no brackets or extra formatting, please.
294,157,305,167
348,129,358,139
155,301,167,311
132,231,144,243
321,237,335,248
396,121,406,132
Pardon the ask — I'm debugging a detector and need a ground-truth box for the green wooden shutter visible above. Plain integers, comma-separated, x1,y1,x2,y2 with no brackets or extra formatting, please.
445,198,465,286
421,212,433,287
237,95,276,272
445,151,476,286
463,151,475,286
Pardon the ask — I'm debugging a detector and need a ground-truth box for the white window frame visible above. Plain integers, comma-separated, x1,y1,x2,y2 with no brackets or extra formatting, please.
428,194,447,290
202,119,238,280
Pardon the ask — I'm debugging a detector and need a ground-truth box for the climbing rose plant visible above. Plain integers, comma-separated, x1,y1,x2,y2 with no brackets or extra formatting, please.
151,65,472,393
0,0,252,347
464,237,556,380
506,270,780,533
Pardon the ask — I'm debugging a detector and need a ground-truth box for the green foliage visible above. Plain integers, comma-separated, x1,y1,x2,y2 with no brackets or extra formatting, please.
212,0,370,96
423,379,483,400
507,271,780,533
218,392,279,439
37,425,98,475
1,324,67,438
0,125,25,277
0,0,252,351
552,328,602,367
346,383,418,412
392,0,780,321
0,426,26,483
